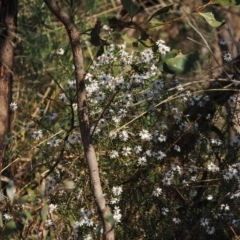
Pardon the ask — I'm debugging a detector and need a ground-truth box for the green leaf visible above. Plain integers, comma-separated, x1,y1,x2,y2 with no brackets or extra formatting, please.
147,4,174,22
198,12,225,27
4,221,23,235
104,211,115,231
19,195,29,204
63,180,75,189
120,0,139,18
6,181,15,205
160,49,178,61
163,51,199,75
27,188,36,201
41,204,49,221
213,0,240,6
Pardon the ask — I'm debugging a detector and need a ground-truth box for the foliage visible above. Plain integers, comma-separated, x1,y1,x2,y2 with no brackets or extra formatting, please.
1,0,240,239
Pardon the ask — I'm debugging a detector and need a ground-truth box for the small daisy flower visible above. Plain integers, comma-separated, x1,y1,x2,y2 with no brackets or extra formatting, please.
153,187,162,197
10,102,18,111
219,38,227,45
139,129,152,141
138,156,147,166
55,48,65,55
112,186,123,196
223,51,232,62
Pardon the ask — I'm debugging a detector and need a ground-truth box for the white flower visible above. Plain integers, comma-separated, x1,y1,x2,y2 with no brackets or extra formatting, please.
139,129,152,141
113,206,122,223
200,218,209,227
59,93,68,102
47,137,61,147
140,49,153,63
112,186,123,196
153,187,162,197
228,96,237,104
161,207,169,215
109,150,119,159
206,226,215,235
122,147,131,156
138,156,147,166
67,80,76,89
76,189,83,200
4,213,12,220
207,195,213,200
49,204,57,214
174,145,181,152
32,129,43,140
45,219,54,228
119,130,129,141
219,38,227,45
111,197,120,204
211,138,222,146
156,39,170,55
172,218,181,224
220,204,230,211
10,102,18,111
109,131,117,139
102,25,110,31
177,84,184,91
134,145,142,153
223,51,232,62
155,150,166,160
207,162,219,172
84,234,93,240
55,48,64,55
144,150,152,157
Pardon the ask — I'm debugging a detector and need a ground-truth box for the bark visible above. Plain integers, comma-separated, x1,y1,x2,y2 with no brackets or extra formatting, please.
0,0,18,172
43,1,114,239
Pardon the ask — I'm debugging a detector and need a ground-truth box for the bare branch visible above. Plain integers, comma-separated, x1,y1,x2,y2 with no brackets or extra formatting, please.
43,1,115,239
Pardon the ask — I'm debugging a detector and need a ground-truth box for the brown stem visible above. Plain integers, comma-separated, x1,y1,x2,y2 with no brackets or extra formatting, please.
43,1,114,239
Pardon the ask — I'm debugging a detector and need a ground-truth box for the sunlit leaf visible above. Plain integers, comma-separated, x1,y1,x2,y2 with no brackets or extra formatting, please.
198,12,225,27
213,0,240,6
63,180,75,189
40,179,46,198
27,188,36,201
163,51,199,75
120,0,139,18
41,204,49,221
147,4,174,23
6,181,15,204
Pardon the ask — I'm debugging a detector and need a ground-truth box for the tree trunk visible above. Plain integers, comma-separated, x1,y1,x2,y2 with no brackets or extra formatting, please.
0,0,18,172
43,1,115,239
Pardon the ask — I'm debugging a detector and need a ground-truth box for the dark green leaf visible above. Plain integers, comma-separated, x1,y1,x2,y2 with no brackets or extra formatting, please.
104,211,115,231
140,30,149,41
147,4,174,23
198,12,225,27
132,41,138,47
4,221,23,235
108,17,126,31
20,195,29,204
163,52,199,75
121,0,139,18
